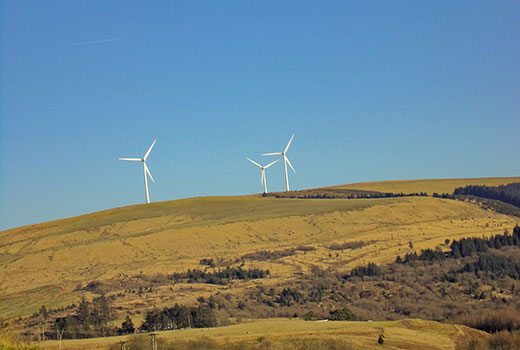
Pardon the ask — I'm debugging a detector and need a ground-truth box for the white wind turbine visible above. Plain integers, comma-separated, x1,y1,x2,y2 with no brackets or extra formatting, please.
119,140,156,204
262,134,295,192
246,158,279,194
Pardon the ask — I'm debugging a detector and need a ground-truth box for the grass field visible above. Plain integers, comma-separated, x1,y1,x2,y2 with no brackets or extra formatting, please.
1,177,519,327
37,318,484,350
329,176,520,195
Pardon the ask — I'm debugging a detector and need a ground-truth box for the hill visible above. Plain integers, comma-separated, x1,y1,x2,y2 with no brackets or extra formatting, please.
329,176,520,195
38,318,485,350
1,177,520,344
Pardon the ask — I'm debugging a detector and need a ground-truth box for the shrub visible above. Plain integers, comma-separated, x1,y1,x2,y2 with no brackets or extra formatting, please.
458,309,520,333
171,267,270,285
350,263,380,278
199,258,216,268
329,307,357,321
456,331,520,350
328,241,373,251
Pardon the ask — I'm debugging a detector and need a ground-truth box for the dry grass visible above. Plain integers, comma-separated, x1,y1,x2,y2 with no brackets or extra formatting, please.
0,331,38,350
0,178,519,322
329,177,520,195
38,318,484,350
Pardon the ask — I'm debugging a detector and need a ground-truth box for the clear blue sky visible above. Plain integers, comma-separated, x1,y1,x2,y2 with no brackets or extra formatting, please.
1,1,519,230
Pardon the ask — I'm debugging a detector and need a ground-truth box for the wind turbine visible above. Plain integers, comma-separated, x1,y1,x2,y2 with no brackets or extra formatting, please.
246,158,279,194
119,140,156,204
262,134,295,192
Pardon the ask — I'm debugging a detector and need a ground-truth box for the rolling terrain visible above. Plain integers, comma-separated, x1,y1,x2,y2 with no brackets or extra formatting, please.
38,318,485,350
328,176,520,195
1,176,519,348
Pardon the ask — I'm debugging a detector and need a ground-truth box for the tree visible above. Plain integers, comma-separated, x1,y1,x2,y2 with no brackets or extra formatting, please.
191,306,217,328
329,307,357,321
92,294,111,325
76,297,91,324
54,317,67,345
37,305,49,341
119,315,135,335
40,305,49,320
350,262,380,278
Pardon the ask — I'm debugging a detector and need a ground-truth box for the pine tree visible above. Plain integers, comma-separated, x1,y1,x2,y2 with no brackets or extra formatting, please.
120,315,135,334
76,297,91,324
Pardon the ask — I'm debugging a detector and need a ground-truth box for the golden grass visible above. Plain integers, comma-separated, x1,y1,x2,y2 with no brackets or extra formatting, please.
37,318,485,350
329,176,520,195
1,177,519,321
0,330,38,350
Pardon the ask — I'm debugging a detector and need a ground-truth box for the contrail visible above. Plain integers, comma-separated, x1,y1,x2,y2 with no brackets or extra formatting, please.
75,38,120,46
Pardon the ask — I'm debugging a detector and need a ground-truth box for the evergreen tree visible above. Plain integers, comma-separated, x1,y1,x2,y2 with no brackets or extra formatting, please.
191,306,217,328
76,297,91,324
92,294,111,325
40,305,49,320
329,307,357,321
119,315,134,335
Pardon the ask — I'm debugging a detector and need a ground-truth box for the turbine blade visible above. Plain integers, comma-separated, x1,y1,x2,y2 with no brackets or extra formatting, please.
262,152,282,156
286,156,296,173
264,159,279,169
143,139,157,160
246,157,262,168
261,170,265,185
119,158,141,161
284,134,294,153
144,163,155,183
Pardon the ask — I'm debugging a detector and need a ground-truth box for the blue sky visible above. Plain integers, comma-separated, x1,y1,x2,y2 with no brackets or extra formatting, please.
1,1,519,230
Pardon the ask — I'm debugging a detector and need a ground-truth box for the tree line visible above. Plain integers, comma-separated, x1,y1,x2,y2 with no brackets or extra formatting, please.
264,188,428,199
140,304,217,332
49,299,218,339
52,295,112,339
453,182,520,208
170,266,270,285
397,225,520,279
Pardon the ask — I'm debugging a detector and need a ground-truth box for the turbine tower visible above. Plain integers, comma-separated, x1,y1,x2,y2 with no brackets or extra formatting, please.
262,134,295,192
119,140,156,204
246,158,279,194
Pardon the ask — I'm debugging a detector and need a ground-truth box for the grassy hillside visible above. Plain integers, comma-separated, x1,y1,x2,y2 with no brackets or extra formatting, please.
330,176,520,195
38,318,484,350
1,177,519,333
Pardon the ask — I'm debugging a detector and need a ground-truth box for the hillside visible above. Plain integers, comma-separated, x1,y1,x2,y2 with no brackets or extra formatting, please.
38,318,485,350
329,176,520,195
1,177,519,342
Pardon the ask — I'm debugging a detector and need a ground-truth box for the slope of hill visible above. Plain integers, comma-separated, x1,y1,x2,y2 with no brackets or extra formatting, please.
329,176,520,195
1,177,519,337
39,318,485,350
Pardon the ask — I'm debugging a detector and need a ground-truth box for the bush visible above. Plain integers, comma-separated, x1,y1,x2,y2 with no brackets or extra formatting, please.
350,263,380,278
456,331,520,350
488,331,520,350
329,307,357,321
171,266,270,285
328,241,372,251
458,309,520,333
